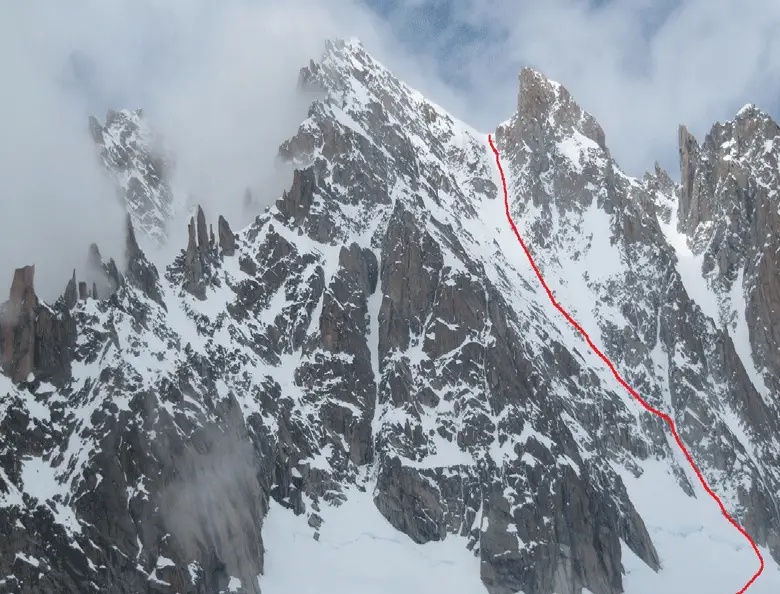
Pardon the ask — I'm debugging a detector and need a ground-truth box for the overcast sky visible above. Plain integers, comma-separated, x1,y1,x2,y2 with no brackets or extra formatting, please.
1,0,779,298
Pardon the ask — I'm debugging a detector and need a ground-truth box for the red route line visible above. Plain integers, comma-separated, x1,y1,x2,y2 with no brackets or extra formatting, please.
487,134,764,594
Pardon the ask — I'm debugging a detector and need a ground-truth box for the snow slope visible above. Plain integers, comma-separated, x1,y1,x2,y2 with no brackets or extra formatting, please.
261,486,484,594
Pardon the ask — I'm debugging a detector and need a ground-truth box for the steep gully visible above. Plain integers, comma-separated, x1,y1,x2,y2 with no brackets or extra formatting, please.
487,134,764,594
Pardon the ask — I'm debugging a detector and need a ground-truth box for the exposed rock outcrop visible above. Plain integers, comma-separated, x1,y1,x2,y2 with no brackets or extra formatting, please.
677,107,780,393
63,270,78,310
177,206,230,300
0,266,75,385
197,205,209,252
218,215,237,257
85,242,119,300
184,215,205,299
1,266,37,382
276,168,319,233
124,214,166,308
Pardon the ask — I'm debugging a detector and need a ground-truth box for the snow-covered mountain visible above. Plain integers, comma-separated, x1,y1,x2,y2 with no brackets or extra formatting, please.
1,38,779,594
89,108,177,244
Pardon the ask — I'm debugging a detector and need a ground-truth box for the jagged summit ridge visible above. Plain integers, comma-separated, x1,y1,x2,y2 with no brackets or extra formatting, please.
676,102,780,406
514,66,607,152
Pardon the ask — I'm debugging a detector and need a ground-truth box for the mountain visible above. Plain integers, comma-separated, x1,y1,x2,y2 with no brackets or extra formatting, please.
1,37,779,594
89,108,177,244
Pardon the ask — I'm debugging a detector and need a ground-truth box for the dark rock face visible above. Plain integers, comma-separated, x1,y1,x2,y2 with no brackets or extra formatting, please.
184,214,205,299
0,38,778,594
0,266,74,386
677,108,780,393
378,202,442,360
218,215,237,257
178,206,226,301
368,193,661,593
125,214,165,308
1,266,37,382
314,242,377,465
86,243,120,300
197,205,209,252
275,168,329,242
63,271,78,310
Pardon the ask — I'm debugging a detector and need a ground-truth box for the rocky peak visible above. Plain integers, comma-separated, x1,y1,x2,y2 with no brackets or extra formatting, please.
124,213,165,308
676,105,780,396
184,214,205,299
177,206,231,299
514,67,607,152
0,266,37,382
677,124,700,233
197,205,209,251
493,68,612,218
649,161,676,190
676,105,780,264
677,108,780,239
63,269,78,310
734,102,777,131
85,242,121,301
718,105,780,165
0,265,75,385
8,266,36,314
125,212,143,262
218,215,237,256
492,66,631,265
87,242,102,272
90,108,176,244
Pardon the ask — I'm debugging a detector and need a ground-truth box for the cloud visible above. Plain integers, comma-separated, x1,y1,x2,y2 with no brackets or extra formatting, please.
0,3,127,301
373,0,780,175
